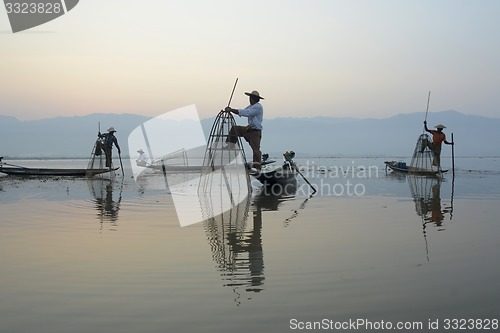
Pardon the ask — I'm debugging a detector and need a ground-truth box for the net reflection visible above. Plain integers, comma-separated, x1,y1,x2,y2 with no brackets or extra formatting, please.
408,175,453,227
203,196,264,305
202,181,302,305
87,179,123,229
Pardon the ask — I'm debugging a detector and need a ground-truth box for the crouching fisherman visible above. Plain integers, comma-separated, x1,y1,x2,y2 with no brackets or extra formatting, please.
97,127,121,168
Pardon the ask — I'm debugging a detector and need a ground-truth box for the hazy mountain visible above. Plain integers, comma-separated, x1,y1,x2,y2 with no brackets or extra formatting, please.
0,110,498,159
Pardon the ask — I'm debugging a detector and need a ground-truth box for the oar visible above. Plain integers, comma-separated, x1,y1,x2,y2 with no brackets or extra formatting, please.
451,133,455,178
118,151,124,178
294,164,317,195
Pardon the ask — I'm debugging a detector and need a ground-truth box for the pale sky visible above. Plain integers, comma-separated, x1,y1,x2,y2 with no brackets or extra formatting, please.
1,0,499,120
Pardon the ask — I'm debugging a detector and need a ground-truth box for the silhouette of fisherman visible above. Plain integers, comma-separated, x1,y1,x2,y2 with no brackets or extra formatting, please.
97,127,121,168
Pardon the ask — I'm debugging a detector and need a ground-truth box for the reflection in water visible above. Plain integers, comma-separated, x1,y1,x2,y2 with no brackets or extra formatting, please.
252,180,310,227
408,175,453,260
202,181,306,305
203,196,264,305
253,181,297,211
408,175,453,226
87,179,123,229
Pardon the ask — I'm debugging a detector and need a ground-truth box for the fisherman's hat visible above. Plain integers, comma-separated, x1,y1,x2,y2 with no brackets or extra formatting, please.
434,124,446,129
107,127,116,132
245,90,264,100
137,149,144,153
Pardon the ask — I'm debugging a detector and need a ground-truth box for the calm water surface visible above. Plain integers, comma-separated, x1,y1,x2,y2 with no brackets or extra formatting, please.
1,157,499,333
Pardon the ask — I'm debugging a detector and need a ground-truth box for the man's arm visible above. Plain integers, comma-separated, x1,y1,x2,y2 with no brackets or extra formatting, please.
423,121,431,133
114,138,121,154
237,104,262,117
225,107,239,115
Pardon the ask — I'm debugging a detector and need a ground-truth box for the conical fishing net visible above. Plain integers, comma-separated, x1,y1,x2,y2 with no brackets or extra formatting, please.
409,134,441,174
199,111,250,210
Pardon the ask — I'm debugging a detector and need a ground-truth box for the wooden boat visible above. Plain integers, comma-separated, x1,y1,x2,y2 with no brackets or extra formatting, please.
253,164,297,186
384,161,447,176
253,152,297,187
0,160,118,177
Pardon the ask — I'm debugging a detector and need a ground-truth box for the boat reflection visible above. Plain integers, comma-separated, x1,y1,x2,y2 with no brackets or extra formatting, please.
252,179,297,211
252,180,311,227
384,169,408,183
87,179,123,229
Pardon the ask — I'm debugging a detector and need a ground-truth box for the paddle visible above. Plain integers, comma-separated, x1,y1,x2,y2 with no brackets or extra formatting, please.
451,133,455,178
118,151,124,178
294,164,317,195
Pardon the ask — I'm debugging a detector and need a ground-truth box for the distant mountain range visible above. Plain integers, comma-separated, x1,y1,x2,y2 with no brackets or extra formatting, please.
0,110,498,158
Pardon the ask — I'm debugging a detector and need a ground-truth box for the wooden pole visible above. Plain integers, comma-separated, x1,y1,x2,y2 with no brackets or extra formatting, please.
118,151,124,178
227,78,238,108
424,90,431,123
422,91,431,135
451,133,455,178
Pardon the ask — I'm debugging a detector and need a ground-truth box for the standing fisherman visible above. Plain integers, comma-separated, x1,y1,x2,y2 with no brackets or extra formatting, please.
423,121,453,167
98,127,121,169
225,90,264,171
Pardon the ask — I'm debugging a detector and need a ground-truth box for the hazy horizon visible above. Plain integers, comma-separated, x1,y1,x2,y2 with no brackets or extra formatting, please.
1,110,499,158
2,108,500,122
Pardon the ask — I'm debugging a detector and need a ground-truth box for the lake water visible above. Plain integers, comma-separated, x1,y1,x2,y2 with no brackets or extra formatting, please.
1,157,499,333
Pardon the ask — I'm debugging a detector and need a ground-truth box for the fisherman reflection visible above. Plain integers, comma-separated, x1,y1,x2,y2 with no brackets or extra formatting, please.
203,197,265,304
88,180,122,228
227,204,265,291
427,182,444,225
408,175,452,229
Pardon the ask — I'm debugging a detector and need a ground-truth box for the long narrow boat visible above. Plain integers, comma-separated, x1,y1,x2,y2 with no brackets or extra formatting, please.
0,166,118,176
384,161,447,176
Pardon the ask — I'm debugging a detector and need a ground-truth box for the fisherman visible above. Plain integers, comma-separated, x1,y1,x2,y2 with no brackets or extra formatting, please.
225,90,264,171
98,127,121,168
423,121,453,167
136,149,149,167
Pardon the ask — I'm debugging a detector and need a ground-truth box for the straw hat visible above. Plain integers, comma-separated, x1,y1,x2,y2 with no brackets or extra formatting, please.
245,90,264,100
434,124,446,129
137,149,144,154
107,127,116,132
